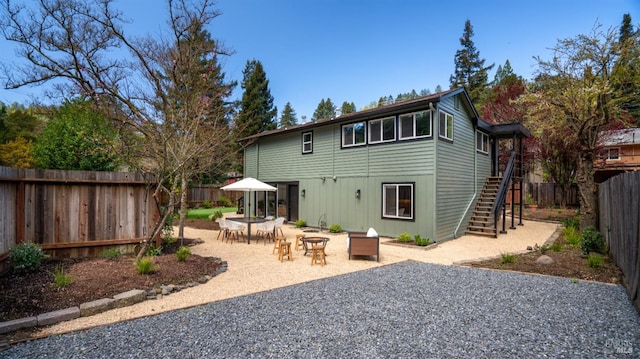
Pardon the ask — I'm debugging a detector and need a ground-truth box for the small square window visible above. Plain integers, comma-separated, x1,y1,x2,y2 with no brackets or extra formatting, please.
342,122,366,147
368,116,396,144
302,132,313,154
382,183,414,220
607,148,620,160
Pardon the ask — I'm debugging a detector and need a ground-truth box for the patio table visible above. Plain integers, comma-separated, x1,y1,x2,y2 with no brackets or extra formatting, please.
301,237,329,256
227,217,268,244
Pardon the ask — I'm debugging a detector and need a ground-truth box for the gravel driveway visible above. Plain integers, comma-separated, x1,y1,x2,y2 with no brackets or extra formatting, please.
2,261,639,358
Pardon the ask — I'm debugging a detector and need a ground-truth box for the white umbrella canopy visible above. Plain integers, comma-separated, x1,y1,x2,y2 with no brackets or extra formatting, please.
221,177,277,192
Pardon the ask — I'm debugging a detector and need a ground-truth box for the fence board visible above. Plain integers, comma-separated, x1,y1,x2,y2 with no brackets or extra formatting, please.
599,171,640,313
187,184,241,207
0,166,159,265
517,183,579,207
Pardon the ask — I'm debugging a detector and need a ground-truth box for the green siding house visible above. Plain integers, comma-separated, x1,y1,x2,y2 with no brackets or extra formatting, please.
240,87,527,243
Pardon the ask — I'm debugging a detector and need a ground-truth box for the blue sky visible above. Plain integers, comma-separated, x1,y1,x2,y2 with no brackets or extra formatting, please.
1,0,639,122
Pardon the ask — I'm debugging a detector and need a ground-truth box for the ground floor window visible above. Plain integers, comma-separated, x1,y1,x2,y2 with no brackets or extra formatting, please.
382,183,414,219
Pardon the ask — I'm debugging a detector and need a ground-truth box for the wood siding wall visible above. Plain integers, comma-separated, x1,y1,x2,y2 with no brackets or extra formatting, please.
598,171,640,313
435,99,484,240
0,166,159,262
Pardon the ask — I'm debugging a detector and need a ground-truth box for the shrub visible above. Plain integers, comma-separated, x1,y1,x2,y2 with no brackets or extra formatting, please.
534,243,550,254
217,196,232,207
208,210,223,222
136,257,155,274
501,253,516,264
176,246,191,262
295,219,307,228
581,226,604,255
562,226,581,247
163,236,178,245
201,200,213,209
550,242,563,252
146,244,163,256
414,234,431,246
99,248,122,260
587,253,603,268
397,232,412,243
329,224,342,233
52,266,74,290
561,216,580,230
10,242,46,272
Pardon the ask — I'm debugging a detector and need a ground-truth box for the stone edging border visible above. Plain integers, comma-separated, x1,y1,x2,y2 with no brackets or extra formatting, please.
0,259,228,338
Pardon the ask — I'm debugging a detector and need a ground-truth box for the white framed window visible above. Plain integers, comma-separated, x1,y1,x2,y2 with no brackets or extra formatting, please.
382,183,414,219
368,116,396,144
606,148,620,160
302,131,313,154
476,131,489,154
439,110,453,141
342,121,366,147
399,110,432,140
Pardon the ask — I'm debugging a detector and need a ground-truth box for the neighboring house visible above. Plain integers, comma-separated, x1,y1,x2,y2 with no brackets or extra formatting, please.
239,88,529,243
595,128,640,183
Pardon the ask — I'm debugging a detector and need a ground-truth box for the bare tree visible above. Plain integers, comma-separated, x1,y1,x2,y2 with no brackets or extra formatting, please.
1,0,240,258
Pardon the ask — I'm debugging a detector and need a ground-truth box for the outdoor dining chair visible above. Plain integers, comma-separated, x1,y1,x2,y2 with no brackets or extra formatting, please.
216,218,229,241
256,220,276,245
226,220,246,244
274,217,285,238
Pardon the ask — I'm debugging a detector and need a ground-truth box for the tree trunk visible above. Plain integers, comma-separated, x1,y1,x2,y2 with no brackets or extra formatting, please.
576,152,598,229
178,169,188,245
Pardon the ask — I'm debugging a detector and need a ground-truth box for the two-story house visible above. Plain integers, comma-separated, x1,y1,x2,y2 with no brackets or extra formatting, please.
595,128,640,183
239,88,529,243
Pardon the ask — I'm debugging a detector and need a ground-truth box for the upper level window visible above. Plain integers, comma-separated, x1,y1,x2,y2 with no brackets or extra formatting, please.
439,110,453,141
399,110,432,140
302,131,313,154
342,122,366,147
369,116,396,144
476,131,489,154
382,183,414,220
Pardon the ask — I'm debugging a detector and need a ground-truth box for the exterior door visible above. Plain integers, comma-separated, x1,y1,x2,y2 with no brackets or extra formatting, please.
287,184,299,222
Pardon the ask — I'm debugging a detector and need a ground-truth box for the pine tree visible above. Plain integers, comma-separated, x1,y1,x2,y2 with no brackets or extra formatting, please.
450,19,495,105
279,102,297,128
236,59,278,138
312,98,336,120
340,101,356,114
611,13,640,124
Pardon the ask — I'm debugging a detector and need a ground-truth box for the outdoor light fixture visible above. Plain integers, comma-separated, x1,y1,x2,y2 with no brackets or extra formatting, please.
355,189,361,199
320,176,326,182
301,189,306,197
332,176,337,182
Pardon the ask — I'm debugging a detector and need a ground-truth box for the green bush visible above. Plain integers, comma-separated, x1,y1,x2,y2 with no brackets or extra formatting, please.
295,219,307,228
561,216,580,230
397,232,412,243
534,243,550,254
587,253,603,268
201,200,213,209
99,248,122,260
329,224,342,233
217,196,232,207
176,246,191,262
10,242,46,272
550,242,563,252
136,257,155,274
562,226,581,247
501,253,516,264
414,234,431,246
581,226,604,255
163,236,178,245
52,265,74,290
208,210,223,222
146,244,163,256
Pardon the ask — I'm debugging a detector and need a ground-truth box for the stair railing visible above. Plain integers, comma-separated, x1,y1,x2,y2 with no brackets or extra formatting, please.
491,151,516,236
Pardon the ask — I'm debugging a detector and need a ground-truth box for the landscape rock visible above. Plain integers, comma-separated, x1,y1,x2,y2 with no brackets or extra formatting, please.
114,289,146,308
80,298,116,317
0,316,37,334
37,307,80,326
536,255,554,265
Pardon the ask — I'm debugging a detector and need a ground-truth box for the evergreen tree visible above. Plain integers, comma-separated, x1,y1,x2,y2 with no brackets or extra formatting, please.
611,13,640,124
312,98,336,120
279,102,297,127
450,19,495,105
434,85,443,93
340,101,356,114
236,59,278,138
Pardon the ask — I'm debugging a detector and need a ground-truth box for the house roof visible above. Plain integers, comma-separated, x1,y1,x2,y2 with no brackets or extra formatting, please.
239,87,528,142
598,128,640,146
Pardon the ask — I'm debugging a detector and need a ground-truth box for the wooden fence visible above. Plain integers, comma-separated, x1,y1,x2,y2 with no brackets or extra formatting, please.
0,166,159,270
507,182,579,207
599,171,640,313
188,184,242,208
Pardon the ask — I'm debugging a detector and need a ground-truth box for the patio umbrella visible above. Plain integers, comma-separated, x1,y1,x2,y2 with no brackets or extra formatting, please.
221,177,276,217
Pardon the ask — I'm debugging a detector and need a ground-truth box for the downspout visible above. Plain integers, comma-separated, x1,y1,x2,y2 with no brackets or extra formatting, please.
431,102,438,240
453,125,478,239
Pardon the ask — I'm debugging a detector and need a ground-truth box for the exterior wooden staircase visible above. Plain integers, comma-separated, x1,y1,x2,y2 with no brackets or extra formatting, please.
467,176,501,237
